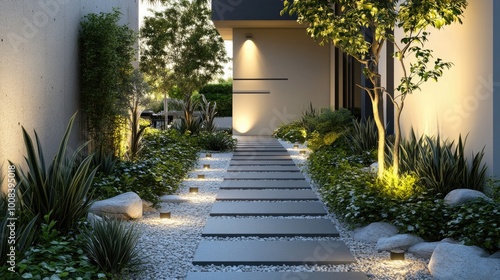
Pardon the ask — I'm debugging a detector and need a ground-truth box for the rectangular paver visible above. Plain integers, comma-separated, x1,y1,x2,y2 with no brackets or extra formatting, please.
220,180,310,189
231,155,292,160
224,172,304,180
233,152,290,156
202,218,339,237
192,240,357,265
235,148,287,152
186,272,368,280
209,201,327,216
216,190,318,201
227,165,300,172
229,160,297,166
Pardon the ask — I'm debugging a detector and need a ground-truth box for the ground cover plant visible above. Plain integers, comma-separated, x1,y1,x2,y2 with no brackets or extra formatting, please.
275,114,499,253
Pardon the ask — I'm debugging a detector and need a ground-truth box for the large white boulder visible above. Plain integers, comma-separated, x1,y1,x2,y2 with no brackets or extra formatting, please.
375,234,424,252
90,192,143,220
353,222,399,243
444,189,490,206
408,238,458,259
429,243,500,280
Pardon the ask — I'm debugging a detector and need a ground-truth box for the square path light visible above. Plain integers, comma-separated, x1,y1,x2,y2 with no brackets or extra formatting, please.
198,174,205,179
160,212,171,219
189,187,199,193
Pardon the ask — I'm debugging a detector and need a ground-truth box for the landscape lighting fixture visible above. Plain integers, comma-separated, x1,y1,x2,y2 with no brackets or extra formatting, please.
203,164,210,169
197,174,205,179
390,249,405,260
206,153,212,158
189,187,199,194
246,34,253,40
160,212,171,219
299,150,306,155
293,144,299,149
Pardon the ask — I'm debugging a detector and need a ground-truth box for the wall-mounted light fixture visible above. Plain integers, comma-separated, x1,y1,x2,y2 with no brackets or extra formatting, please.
390,249,405,260
246,34,253,40
160,212,171,219
203,164,210,169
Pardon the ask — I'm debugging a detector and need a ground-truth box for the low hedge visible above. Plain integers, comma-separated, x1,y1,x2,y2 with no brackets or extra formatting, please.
199,83,232,117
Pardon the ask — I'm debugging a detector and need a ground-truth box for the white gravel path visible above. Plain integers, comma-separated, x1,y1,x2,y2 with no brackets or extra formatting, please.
129,142,434,280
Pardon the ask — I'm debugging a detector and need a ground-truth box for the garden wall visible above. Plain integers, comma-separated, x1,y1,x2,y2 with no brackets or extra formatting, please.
0,0,139,192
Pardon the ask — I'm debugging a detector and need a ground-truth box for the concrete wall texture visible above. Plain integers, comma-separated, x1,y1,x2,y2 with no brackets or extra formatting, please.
0,0,139,191
232,28,330,136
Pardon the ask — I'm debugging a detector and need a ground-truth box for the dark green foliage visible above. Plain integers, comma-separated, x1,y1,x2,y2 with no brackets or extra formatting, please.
345,118,378,155
172,95,203,135
200,94,218,133
391,130,487,195
273,121,306,143
83,218,141,276
92,129,198,205
447,199,500,253
301,108,353,136
199,83,232,117
11,114,97,233
196,131,236,152
91,145,117,175
80,9,136,153
0,215,105,279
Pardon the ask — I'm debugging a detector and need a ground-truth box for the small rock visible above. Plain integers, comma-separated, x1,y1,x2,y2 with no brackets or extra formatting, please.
160,194,189,203
90,192,143,220
369,162,378,173
408,238,458,259
353,222,399,243
490,251,500,259
429,243,500,280
444,189,491,206
143,200,158,212
376,234,424,252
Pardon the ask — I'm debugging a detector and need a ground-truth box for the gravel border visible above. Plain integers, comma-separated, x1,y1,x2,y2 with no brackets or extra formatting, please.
129,142,433,280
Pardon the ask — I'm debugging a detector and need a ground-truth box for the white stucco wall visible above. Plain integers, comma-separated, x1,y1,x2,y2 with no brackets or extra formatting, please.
0,0,139,191
232,28,330,136
395,1,495,175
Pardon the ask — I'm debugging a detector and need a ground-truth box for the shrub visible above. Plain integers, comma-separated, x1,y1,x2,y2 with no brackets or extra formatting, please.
392,130,487,195
83,218,141,276
301,107,353,135
345,117,378,154
373,167,423,201
199,83,232,117
197,131,236,151
273,121,307,143
447,199,500,253
11,114,97,233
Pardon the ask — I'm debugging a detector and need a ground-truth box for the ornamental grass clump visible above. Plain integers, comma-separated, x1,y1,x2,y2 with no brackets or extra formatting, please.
83,218,141,276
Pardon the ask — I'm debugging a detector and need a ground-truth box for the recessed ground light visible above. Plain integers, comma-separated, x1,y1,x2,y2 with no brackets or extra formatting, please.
299,150,306,155
206,153,212,158
390,249,405,260
189,187,199,193
203,164,210,169
197,174,205,179
293,144,299,149
160,212,171,219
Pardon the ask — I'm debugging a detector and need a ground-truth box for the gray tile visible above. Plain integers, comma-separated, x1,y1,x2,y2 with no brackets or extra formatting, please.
232,155,292,160
224,172,304,180
192,240,357,265
186,272,368,280
233,152,290,156
216,190,318,201
227,165,300,172
209,201,327,216
230,160,297,166
202,218,339,237
220,180,310,189
235,148,287,152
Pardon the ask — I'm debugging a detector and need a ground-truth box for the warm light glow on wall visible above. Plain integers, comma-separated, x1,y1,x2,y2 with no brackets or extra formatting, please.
233,115,256,134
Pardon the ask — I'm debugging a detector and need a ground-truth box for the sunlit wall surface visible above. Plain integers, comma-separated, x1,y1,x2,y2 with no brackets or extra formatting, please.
393,1,497,176
232,28,331,136
0,0,139,192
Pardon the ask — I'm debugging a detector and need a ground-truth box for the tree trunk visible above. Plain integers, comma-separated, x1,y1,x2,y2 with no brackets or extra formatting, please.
372,88,386,178
164,93,168,129
393,100,404,177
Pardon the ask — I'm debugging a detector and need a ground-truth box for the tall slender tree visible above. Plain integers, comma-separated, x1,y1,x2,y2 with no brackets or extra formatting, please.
283,0,467,178
140,0,229,126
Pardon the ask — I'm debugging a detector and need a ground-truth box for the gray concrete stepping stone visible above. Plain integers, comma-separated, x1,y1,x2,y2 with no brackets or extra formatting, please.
202,218,339,237
225,172,304,180
235,148,287,152
227,165,300,172
186,272,368,280
231,155,291,160
220,180,310,189
192,240,357,265
209,201,327,216
233,152,290,156
229,160,297,166
216,190,318,201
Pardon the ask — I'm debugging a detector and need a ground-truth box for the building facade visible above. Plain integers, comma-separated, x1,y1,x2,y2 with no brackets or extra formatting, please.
212,0,500,177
